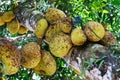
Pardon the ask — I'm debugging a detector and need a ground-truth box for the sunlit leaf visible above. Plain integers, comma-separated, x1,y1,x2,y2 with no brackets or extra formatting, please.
102,10,109,14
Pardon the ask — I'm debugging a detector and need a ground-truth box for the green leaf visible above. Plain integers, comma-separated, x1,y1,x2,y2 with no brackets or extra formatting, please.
102,10,109,14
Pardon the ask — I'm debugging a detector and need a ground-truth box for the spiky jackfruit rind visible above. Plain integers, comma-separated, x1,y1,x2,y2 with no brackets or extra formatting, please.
84,21,105,42
18,25,28,34
46,8,66,23
49,32,72,57
34,18,48,38
7,19,20,34
101,30,117,46
45,23,61,42
60,17,72,33
21,42,41,68
33,50,56,76
0,15,5,26
2,11,15,22
45,17,72,42
71,28,87,46
0,39,20,75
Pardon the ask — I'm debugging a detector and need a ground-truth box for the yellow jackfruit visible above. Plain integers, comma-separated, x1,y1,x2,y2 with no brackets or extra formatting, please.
46,8,66,23
18,25,28,34
0,15,5,26
2,11,15,22
71,28,87,46
21,42,41,68
49,32,72,57
45,23,61,42
60,17,72,33
100,30,117,46
33,50,56,76
0,39,20,75
45,17,72,42
34,18,48,38
84,21,105,42
7,19,20,34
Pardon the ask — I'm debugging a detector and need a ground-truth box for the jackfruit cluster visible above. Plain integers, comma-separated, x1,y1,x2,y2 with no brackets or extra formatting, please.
0,7,117,77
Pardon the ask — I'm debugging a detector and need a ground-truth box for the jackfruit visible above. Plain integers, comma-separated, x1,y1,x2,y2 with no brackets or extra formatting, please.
60,17,72,33
49,32,72,57
2,11,15,22
46,8,66,23
100,30,117,46
21,42,41,68
18,25,28,34
34,18,48,38
71,28,87,46
0,39,20,75
33,50,56,76
45,23,61,42
0,15,5,26
45,17,72,42
84,21,105,42
7,19,20,34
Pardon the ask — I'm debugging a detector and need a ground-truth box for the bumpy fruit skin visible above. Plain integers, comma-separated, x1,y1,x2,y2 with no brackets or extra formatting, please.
84,21,105,42
45,18,72,42
49,32,72,57
7,19,20,34
60,17,72,33
60,22,72,33
71,28,87,46
0,15,5,26
101,30,117,46
45,23,61,42
46,8,66,23
33,50,56,76
18,25,28,34
0,39,20,75
21,42,41,68
2,11,15,22
34,18,48,38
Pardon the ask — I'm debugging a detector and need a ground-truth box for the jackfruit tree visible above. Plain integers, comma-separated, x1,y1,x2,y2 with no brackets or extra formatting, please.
0,0,120,80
